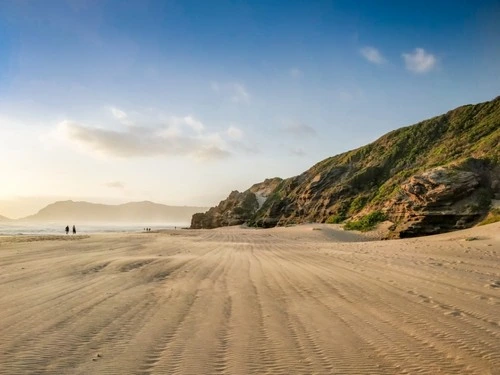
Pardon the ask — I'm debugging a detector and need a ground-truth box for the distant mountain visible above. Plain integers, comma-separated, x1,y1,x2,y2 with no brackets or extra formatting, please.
192,97,500,237
0,214,11,222
22,201,209,224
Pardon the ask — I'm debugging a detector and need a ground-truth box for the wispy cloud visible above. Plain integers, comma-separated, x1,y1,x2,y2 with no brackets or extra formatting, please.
282,122,317,138
290,147,306,156
108,106,135,126
211,81,250,104
402,48,437,73
179,115,204,133
57,116,231,161
110,107,127,121
226,125,243,140
230,83,250,103
105,181,125,189
359,46,386,64
224,125,258,153
289,67,302,78
193,146,230,161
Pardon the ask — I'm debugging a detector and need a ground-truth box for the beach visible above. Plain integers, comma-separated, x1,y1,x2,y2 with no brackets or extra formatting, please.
1,223,499,374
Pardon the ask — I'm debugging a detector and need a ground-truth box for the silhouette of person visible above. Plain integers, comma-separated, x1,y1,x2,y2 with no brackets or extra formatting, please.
65,225,69,235
72,225,76,235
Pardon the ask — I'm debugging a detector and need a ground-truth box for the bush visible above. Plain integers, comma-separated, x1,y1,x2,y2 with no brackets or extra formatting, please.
479,208,500,226
326,213,345,224
349,196,368,214
344,211,387,232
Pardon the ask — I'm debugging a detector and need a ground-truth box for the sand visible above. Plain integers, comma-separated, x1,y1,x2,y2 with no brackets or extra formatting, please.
0,223,499,374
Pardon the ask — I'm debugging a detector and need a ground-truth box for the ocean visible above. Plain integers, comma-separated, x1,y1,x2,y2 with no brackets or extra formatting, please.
0,223,188,236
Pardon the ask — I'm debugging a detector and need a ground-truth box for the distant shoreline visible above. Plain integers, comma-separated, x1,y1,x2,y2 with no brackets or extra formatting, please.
0,223,187,236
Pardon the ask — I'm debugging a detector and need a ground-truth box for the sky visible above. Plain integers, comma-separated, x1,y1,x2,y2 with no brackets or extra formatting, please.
0,0,499,218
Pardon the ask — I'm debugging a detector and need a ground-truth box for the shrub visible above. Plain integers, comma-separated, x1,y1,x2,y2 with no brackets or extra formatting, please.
326,213,345,224
344,211,387,232
349,196,368,214
479,208,500,226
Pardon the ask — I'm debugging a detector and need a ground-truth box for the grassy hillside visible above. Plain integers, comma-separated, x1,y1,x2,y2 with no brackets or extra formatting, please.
250,97,500,228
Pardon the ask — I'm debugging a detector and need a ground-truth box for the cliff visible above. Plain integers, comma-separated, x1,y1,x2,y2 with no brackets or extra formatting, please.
190,178,282,229
191,97,500,237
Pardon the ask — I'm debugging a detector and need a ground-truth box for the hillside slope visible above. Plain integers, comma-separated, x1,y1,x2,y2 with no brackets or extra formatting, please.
0,215,11,222
192,97,500,237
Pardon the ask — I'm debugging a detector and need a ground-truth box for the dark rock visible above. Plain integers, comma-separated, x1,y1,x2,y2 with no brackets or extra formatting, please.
190,178,282,229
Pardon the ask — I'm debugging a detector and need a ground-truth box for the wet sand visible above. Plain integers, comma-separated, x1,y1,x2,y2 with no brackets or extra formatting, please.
1,223,499,374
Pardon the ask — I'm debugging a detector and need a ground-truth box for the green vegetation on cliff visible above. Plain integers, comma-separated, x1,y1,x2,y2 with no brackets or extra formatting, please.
480,208,500,226
192,97,500,236
343,211,387,232
251,97,499,228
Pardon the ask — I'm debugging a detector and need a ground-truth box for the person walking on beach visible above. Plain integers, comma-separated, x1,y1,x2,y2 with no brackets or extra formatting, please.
65,225,69,235
72,225,76,235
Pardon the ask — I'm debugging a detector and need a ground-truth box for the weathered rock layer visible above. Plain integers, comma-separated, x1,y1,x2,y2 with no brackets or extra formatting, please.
386,164,496,237
190,178,282,229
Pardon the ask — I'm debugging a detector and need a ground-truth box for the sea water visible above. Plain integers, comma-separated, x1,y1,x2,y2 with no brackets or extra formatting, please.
0,223,187,236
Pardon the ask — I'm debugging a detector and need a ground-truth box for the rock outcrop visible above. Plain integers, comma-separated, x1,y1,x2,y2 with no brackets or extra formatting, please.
190,178,282,229
191,97,500,236
386,166,490,237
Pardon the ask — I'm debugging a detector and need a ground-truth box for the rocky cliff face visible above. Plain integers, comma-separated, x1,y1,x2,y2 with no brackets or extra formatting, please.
191,97,500,236
190,178,282,229
386,163,498,237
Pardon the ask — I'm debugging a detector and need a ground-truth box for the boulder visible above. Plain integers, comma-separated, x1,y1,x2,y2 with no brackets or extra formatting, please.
387,167,489,237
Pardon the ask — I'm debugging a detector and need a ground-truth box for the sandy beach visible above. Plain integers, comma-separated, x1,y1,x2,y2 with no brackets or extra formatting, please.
1,223,499,374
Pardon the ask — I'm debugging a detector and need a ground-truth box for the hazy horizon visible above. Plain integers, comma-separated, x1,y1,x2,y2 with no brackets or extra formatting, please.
0,197,209,220
1,0,499,218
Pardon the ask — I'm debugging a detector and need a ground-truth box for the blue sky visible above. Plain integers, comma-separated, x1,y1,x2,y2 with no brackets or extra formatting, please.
0,0,499,217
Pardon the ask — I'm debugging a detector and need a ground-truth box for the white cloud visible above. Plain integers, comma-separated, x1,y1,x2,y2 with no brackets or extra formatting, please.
226,129,259,153
360,46,386,64
282,122,317,138
164,115,205,136
226,126,243,140
182,115,204,133
110,107,127,120
57,117,231,161
289,67,302,78
402,48,437,73
109,106,134,126
211,81,250,104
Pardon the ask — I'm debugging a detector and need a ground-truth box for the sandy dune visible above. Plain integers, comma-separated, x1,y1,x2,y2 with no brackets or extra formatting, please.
1,223,499,374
